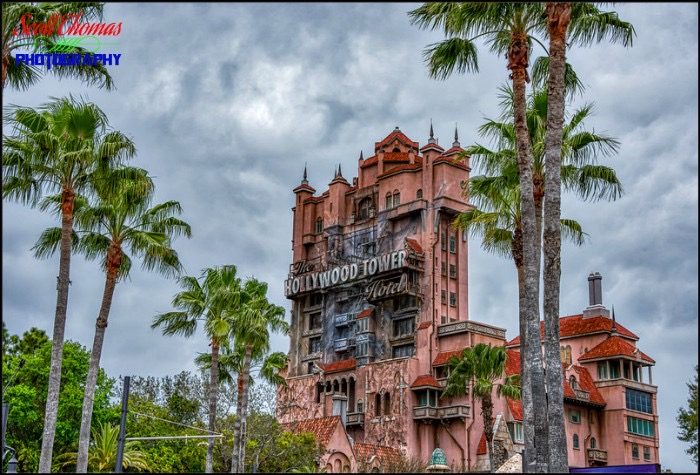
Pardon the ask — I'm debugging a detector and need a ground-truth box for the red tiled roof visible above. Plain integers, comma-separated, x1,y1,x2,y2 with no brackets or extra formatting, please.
504,350,524,420
578,335,655,364
303,196,323,204
506,314,639,346
433,349,464,366
318,358,356,374
417,321,432,330
377,163,422,179
570,366,606,406
405,238,423,254
359,155,378,168
420,142,445,152
383,151,410,162
357,308,374,319
282,416,340,447
354,443,403,467
410,374,442,389
441,146,465,157
375,129,419,150
476,432,487,455
293,183,316,193
433,154,468,169
507,397,523,421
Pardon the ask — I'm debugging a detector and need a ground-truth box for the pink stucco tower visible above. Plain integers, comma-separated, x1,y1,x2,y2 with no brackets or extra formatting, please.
277,128,660,473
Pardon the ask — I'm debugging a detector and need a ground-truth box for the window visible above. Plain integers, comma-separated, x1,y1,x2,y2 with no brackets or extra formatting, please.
590,438,597,449
393,190,400,207
569,410,581,424
626,389,653,414
449,292,457,307
449,235,456,253
418,389,438,407
643,446,651,461
569,375,577,390
395,295,417,310
308,312,322,330
357,399,364,413
385,192,393,209
441,290,447,304
356,342,369,357
393,317,415,338
573,434,579,450
392,344,413,358
508,422,524,443
315,217,323,234
308,362,315,374
441,262,447,276
441,234,447,251
358,197,372,220
609,361,620,379
449,264,457,279
375,393,381,416
309,293,323,307
561,345,572,365
597,362,609,380
309,337,322,354
441,315,447,324
627,417,655,437
631,443,639,459
356,318,369,333
384,393,391,416
416,189,423,199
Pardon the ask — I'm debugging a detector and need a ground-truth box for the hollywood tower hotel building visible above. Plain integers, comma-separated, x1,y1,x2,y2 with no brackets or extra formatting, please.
276,128,660,472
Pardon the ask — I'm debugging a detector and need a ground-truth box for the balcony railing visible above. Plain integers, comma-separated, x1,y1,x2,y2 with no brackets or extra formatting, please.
335,313,356,327
346,412,364,426
334,338,355,352
573,389,590,401
587,449,608,463
412,404,470,420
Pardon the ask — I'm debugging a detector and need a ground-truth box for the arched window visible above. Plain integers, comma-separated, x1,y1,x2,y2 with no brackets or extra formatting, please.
573,434,579,449
375,393,382,417
385,192,393,209
560,345,572,365
358,197,372,220
393,190,400,207
384,393,391,416
392,147,400,152
315,217,323,234
316,383,322,404
357,399,364,413
569,375,577,389
590,437,597,449
416,189,423,199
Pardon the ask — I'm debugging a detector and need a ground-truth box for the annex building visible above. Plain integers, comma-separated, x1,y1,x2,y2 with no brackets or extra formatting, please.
276,128,660,473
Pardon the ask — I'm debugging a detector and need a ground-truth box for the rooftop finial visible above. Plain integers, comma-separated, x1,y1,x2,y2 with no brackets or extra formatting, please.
302,162,308,184
453,123,460,147
334,164,339,178
338,163,343,177
428,120,436,144
611,305,617,331
359,150,364,161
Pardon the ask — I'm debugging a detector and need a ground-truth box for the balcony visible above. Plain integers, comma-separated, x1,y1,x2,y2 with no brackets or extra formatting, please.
334,338,355,352
335,313,355,327
587,449,608,464
412,404,470,421
346,412,364,427
573,389,590,401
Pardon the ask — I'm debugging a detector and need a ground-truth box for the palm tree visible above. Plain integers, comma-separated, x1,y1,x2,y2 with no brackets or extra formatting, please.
2,96,136,472
2,2,114,90
32,167,190,473
443,343,521,472
54,422,151,472
152,265,241,473
408,5,549,468
230,279,288,473
539,5,634,470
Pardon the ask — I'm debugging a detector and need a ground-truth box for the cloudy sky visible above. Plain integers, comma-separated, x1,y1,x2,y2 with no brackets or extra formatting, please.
2,2,697,471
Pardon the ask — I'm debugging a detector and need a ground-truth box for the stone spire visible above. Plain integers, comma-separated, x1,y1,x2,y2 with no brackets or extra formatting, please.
359,150,364,161
301,162,308,185
428,120,436,145
452,124,460,148
611,305,618,333
338,163,343,177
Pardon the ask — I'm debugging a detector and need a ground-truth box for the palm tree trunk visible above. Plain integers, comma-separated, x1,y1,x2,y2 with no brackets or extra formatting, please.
509,31,548,473
206,338,220,473
77,245,121,472
2,52,8,89
231,345,253,473
543,3,572,472
482,392,495,472
38,187,75,473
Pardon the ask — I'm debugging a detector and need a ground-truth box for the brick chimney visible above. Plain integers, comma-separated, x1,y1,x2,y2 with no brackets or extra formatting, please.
583,272,610,318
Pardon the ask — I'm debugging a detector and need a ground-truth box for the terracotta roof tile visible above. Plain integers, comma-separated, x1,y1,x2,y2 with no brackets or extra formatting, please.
477,432,487,455
578,335,654,364
293,183,316,193
359,156,378,168
420,143,445,152
441,146,465,156
375,130,419,150
506,314,638,346
507,397,523,421
282,416,340,447
357,308,374,319
354,443,403,467
383,151,410,162
417,321,432,330
377,162,422,179
318,358,356,374
410,374,442,389
570,366,607,406
405,238,423,254
433,349,464,366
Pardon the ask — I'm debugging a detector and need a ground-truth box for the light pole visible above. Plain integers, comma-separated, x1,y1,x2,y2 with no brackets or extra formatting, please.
4,445,18,473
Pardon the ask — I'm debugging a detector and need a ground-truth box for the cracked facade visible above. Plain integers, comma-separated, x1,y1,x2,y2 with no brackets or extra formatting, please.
276,128,660,472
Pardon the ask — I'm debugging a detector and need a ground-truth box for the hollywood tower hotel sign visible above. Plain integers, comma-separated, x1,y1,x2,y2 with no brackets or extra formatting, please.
277,127,661,473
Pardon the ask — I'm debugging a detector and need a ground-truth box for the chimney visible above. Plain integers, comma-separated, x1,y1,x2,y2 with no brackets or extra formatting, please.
583,272,610,318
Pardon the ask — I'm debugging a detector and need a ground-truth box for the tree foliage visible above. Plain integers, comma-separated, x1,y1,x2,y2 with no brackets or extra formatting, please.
677,365,699,466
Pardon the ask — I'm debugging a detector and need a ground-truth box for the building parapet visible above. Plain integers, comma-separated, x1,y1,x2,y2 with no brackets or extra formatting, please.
437,320,506,340
594,379,658,393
